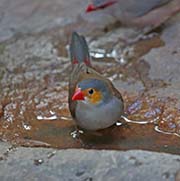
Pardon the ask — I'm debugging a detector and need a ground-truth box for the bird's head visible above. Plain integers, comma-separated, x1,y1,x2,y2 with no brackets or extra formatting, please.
72,78,111,105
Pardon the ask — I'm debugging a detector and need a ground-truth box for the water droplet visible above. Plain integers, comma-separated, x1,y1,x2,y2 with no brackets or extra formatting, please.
116,122,123,126
34,159,44,166
22,122,31,130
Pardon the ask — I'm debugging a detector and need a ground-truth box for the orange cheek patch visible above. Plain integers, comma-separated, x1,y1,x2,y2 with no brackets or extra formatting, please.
83,89,102,104
91,91,103,104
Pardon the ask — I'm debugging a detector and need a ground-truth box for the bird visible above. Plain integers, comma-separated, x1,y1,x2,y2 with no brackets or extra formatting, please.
85,0,180,29
68,32,124,131
86,0,118,12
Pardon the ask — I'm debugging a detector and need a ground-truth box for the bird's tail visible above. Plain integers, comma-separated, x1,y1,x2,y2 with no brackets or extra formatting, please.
70,32,91,66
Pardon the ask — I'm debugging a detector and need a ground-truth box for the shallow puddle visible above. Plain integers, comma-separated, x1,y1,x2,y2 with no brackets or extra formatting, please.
0,83,180,154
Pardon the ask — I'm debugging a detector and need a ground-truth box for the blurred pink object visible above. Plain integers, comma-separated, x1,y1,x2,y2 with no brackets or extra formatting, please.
86,0,180,28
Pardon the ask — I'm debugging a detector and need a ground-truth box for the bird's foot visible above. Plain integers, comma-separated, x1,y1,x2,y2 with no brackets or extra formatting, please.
70,129,84,139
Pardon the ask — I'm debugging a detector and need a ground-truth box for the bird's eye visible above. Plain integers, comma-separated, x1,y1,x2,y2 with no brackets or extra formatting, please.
88,89,94,95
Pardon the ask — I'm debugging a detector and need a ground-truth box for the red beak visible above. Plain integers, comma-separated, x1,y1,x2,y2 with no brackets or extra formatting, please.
86,1,117,13
72,88,85,101
86,4,95,12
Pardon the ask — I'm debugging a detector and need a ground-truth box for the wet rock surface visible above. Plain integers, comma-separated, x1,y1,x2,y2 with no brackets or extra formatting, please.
0,142,180,181
0,0,180,179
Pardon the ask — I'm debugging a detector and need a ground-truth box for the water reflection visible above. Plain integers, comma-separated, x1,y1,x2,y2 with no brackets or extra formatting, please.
121,115,150,124
154,126,180,138
37,114,58,121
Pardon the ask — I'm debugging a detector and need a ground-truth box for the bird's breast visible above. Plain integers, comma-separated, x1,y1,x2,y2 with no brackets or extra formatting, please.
75,97,123,130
